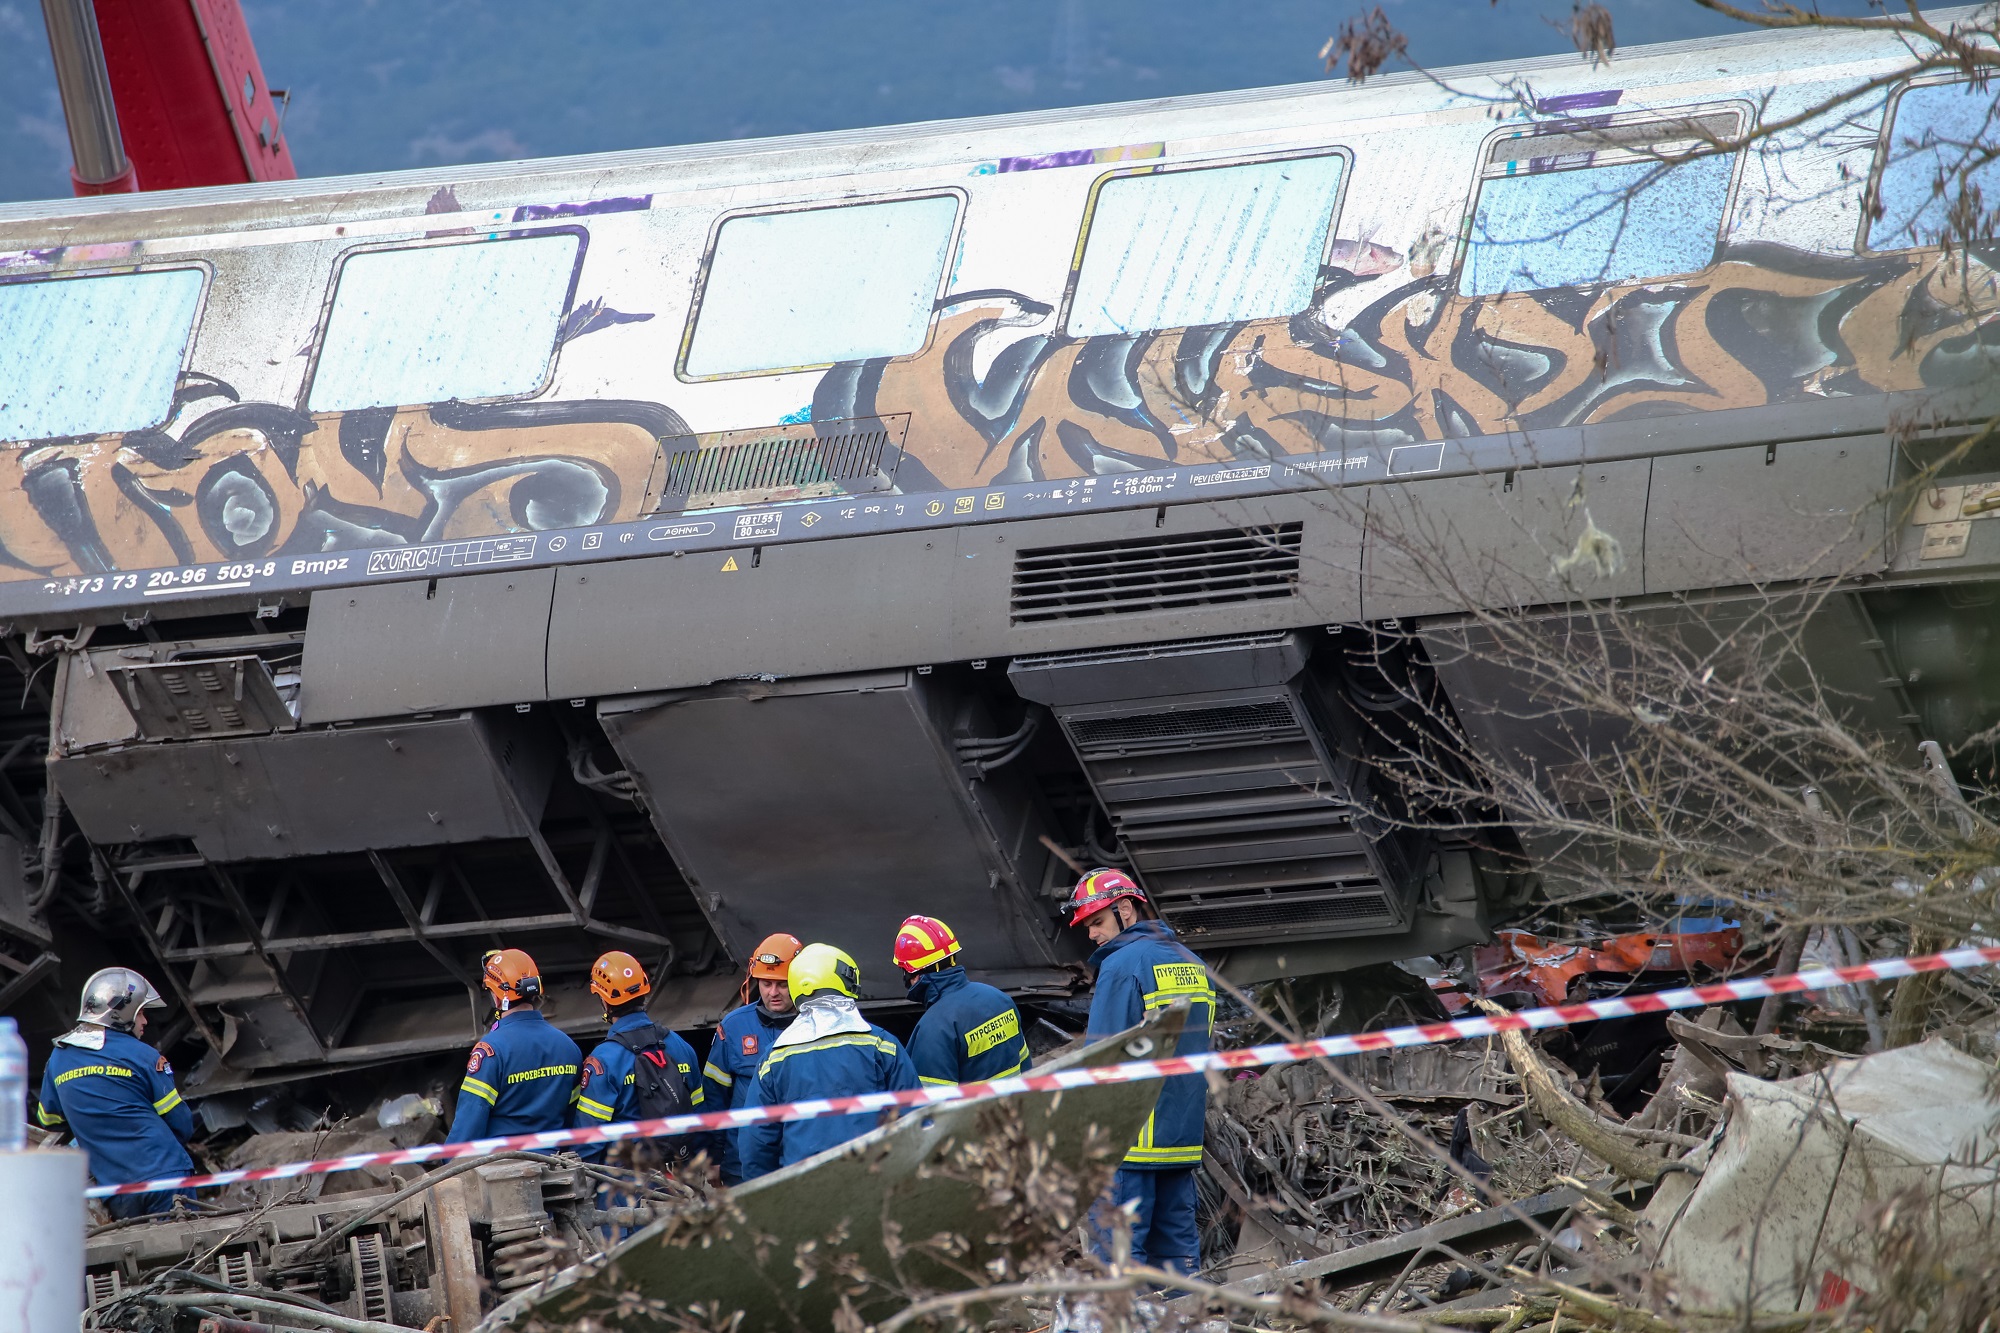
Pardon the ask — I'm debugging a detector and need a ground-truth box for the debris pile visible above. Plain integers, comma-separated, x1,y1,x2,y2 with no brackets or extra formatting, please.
1173,943,2000,1333
1200,1043,1548,1264
53,941,2000,1333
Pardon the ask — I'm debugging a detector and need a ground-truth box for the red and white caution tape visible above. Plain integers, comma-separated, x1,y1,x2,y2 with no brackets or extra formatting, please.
85,942,2000,1199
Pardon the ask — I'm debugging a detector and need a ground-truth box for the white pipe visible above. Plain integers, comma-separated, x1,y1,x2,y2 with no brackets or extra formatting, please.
0,1148,85,1333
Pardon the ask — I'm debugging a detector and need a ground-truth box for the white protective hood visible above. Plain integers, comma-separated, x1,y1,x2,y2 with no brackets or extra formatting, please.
773,995,872,1050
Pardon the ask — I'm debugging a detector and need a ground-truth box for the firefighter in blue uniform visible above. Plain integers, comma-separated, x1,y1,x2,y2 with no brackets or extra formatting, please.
446,948,581,1143
1069,868,1215,1276
571,951,707,1164
740,943,919,1179
35,968,197,1219
700,932,802,1185
891,914,1032,1086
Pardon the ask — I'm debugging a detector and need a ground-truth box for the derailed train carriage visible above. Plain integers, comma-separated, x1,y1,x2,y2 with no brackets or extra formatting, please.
0,14,1997,1103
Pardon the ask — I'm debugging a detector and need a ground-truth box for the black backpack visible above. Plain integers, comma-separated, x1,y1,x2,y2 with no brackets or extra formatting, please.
608,1021,693,1123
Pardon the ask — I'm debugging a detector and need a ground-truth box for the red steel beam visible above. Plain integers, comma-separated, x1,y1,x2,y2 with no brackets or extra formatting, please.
88,0,297,192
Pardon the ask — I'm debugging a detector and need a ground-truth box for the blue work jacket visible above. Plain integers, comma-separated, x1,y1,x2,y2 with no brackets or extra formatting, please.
571,1014,708,1162
447,1008,582,1143
1085,920,1214,1169
741,1013,920,1178
699,1001,793,1182
905,966,1033,1086
36,1027,194,1188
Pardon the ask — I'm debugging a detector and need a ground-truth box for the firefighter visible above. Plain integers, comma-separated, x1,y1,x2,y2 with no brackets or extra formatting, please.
571,952,707,1165
445,948,582,1143
1068,868,1215,1276
739,943,918,1179
35,968,196,1219
700,932,802,1185
892,914,1032,1086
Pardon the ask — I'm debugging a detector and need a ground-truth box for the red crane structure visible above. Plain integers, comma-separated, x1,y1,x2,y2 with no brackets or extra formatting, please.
39,0,296,194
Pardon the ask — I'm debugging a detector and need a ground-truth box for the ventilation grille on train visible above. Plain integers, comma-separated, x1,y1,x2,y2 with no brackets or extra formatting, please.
1067,701,1299,750
1046,679,1414,945
1010,524,1303,624
1164,890,1399,939
648,415,907,512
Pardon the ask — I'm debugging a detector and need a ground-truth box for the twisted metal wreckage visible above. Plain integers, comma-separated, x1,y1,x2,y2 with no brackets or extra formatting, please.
5,6,2000,1330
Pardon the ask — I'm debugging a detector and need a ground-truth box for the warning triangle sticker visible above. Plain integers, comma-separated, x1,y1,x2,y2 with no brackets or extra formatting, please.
720,555,739,572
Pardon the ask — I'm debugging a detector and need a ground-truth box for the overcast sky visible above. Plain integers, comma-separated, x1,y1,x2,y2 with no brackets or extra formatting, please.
0,0,1823,206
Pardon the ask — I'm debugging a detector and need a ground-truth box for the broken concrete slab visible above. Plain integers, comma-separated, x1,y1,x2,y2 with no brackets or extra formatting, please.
1643,1036,2000,1314
480,1005,1187,1331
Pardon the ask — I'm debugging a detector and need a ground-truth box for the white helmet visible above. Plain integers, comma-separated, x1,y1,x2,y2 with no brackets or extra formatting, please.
77,967,166,1032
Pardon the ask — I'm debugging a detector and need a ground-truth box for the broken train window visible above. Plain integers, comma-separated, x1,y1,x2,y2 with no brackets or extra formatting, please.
1457,108,1745,297
0,267,206,445
1063,150,1349,338
1869,79,2000,250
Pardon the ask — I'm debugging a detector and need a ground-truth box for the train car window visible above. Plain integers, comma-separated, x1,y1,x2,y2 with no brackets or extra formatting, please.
1871,80,2000,249
1065,152,1346,338
307,233,581,412
681,194,961,378
1459,111,1742,297
0,268,204,445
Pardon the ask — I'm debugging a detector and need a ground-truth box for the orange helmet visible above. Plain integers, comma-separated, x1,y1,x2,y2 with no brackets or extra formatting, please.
747,933,804,981
1065,868,1147,926
893,915,962,974
481,948,542,1010
590,951,651,1007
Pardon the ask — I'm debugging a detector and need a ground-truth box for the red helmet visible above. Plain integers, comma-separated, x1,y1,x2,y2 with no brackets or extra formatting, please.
1066,868,1147,926
893,915,962,973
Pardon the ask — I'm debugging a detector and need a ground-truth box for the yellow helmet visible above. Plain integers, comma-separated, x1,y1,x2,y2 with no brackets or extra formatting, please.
788,942,862,1002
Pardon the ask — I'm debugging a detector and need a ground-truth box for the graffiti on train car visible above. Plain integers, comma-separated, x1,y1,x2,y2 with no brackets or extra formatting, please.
0,390,684,577
837,242,2000,488
0,243,1994,582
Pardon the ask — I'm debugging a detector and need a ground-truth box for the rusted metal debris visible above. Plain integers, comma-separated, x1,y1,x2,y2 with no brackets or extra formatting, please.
1430,927,1743,1013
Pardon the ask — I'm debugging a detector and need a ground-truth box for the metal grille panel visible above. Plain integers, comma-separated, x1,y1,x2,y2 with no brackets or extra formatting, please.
1068,701,1300,750
649,415,907,512
1010,524,1303,623
1165,890,1398,941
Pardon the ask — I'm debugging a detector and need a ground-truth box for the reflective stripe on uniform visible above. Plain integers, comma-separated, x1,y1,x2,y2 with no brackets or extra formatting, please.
1121,1108,1201,1165
758,1032,901,1075
1124,1142,1204,1165
1120,1108,1196,1164
34,1103,63,1126
574,1094,617,1122
918,1075,955,1087
153,1088,183,1116
702,1062,734,1087
460,1076,499,1105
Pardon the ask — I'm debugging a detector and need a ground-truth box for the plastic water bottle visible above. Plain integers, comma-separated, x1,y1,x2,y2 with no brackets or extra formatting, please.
0,1017,27,1151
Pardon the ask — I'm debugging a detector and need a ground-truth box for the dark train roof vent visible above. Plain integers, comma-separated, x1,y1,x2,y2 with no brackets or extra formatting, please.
1010,524,1303,624
648,414,908,512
